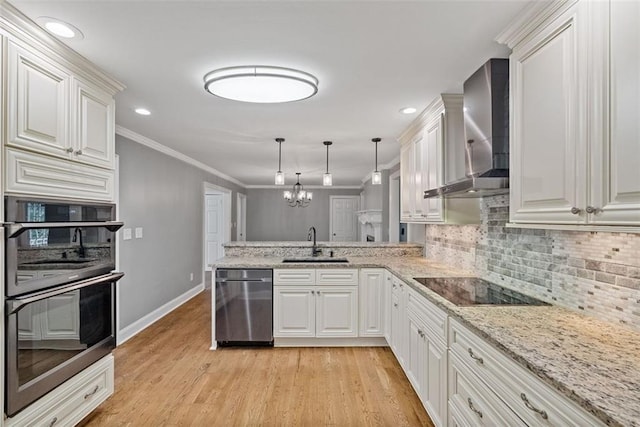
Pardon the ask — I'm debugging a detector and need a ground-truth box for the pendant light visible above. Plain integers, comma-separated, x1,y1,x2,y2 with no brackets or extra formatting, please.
323,141,333,186
372,137,382,185
284,173,312,207
274,138,285,185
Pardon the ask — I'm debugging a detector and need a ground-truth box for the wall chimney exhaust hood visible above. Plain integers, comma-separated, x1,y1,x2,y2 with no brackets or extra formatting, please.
425,58,509,199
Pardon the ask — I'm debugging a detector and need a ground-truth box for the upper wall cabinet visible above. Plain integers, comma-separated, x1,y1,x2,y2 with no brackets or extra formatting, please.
399,95,480,224
1,3,124,202
502,0,640,229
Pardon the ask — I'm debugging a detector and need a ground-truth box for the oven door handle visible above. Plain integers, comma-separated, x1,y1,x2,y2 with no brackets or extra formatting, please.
6,272,125,314
3,221,124,238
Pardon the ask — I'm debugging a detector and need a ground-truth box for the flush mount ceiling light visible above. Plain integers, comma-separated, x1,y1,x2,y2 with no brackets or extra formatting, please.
203,66,319,103
323,141,333,186
274,138,285,185
284,173,312,208
371,138,382,185
36,17,84,40
135,108,151,116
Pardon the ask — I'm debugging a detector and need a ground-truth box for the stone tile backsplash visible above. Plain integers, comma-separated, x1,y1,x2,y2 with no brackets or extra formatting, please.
424,194,640,331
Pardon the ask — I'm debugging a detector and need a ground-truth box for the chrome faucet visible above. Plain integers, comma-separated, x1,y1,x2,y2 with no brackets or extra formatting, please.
307,226,322,257
72,227,86,258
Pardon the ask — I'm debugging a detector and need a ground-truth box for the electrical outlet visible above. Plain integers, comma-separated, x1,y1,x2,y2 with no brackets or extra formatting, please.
190,273,194,281
122,228,132,240
135,227,143,239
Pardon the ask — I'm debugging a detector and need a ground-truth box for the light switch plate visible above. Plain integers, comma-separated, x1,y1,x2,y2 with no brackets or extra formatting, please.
135,227,143,239
122,228,132,240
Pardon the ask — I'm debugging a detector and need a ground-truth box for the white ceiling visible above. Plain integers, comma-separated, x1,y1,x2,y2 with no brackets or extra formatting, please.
10,0,530,187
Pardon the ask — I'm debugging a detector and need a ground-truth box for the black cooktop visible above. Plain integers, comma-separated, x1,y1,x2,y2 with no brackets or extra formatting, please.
412,277,549,306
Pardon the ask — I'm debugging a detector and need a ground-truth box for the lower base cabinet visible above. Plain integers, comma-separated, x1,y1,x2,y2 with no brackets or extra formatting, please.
5,354,114,427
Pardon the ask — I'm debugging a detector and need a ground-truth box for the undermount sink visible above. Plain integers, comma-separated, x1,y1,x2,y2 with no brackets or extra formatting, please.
282,258,349,263
22,258,95,265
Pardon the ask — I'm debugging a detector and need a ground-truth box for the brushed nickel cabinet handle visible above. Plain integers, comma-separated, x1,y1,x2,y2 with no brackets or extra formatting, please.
49,417,58,427
467,398,483,418
585,206,598,214
468,348,484,364
84,385,99,399
521,393,548,420
570,207,581,215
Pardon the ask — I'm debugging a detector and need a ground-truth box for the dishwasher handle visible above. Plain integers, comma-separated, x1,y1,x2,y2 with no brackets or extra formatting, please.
215,277,272,283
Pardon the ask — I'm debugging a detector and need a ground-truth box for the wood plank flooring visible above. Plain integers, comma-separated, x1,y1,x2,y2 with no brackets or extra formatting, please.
80,290,434,426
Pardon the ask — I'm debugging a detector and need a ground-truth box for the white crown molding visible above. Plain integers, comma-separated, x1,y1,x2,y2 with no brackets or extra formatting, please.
495,0,576,48
245,184,362,190
0,2,125,94
397,94,462,145
115,125,247,188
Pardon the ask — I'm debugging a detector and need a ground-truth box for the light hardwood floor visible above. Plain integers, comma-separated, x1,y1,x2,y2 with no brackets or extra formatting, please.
80,290,434,426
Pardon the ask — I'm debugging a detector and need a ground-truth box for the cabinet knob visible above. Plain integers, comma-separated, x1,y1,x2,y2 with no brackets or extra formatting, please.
570,207,582,215
75,149,83,155
585,206,598,214
393,303,398,307
311,290,315,295
65,147,74,153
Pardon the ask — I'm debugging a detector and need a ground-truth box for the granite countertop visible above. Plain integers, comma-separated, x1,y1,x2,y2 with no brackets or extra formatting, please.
213,256,640,426
223,241,423,248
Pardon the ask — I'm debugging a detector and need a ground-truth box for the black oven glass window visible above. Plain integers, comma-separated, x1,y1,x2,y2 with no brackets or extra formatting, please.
15,282,113,387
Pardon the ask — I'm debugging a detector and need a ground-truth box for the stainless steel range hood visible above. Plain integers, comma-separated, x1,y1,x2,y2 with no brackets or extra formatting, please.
425,58,509,199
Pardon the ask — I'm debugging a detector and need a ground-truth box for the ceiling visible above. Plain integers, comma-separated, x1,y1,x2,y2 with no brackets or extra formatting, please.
10,0,530,187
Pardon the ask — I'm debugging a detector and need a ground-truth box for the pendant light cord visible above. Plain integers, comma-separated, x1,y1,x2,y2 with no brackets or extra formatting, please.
372,137,381,172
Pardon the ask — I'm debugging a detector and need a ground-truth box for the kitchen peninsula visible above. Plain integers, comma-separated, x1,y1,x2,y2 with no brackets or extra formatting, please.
213,241,640,427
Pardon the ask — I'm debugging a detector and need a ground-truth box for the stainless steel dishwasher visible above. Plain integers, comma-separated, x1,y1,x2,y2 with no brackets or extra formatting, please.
215,269,273,346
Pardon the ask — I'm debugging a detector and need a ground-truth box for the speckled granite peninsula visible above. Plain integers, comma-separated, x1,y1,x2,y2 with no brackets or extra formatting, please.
213,243,640,427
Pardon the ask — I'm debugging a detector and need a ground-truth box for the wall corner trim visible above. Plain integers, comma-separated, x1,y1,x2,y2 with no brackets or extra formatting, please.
115,125,247,188
117,283,204,345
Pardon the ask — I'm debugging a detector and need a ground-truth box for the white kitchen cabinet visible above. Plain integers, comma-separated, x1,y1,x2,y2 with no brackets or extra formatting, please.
315,287,358,337
359,268,386,337
273,287,316,337
72,77,116,169
7,39,71,157
383,272,392,343
389,275,407,368
273,269,358,339
449,317,605,426
399,95,479,224
505,0,640,228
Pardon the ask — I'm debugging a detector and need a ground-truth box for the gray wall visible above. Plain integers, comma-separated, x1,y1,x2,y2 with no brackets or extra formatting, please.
116,135,245,329
246,188,361,241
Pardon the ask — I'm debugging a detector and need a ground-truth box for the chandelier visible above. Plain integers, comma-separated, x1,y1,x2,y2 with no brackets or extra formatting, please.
284,173,312,207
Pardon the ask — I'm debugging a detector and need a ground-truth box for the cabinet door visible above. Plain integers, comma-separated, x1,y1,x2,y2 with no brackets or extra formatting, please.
510,3,585,224
383,272,393,343
423,115,444,222
72,78,115,169
315,286,358,337
400,142,414,220
40,290,81,340
7,40,71,156
424,338,447,427
412,134,426,219
359,268,385,337
273,286,315,337
406,311,425,397
590,0,640,225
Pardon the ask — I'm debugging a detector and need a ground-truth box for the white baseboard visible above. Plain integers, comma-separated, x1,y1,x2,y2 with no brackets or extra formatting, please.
117,283,204,345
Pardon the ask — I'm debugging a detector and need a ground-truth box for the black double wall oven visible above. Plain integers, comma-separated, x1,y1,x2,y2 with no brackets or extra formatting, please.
4,196,124,416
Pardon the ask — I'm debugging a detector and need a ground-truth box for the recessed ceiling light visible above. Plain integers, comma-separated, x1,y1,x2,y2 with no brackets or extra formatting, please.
399,107,417,114
36,17,84,40
203,66,319,103
135,108,151,116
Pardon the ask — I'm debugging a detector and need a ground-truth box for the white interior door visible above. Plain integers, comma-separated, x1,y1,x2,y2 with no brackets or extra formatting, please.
330,196,360,241
236,193,246,241
205,193,224,266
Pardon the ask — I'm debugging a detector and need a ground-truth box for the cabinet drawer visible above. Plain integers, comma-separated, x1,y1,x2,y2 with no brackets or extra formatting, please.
315,269,358,285
5,147,115,201
449,352,526,426
449,318,604,426
273,269,315,285
406,287,447,345
6,355,114,427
